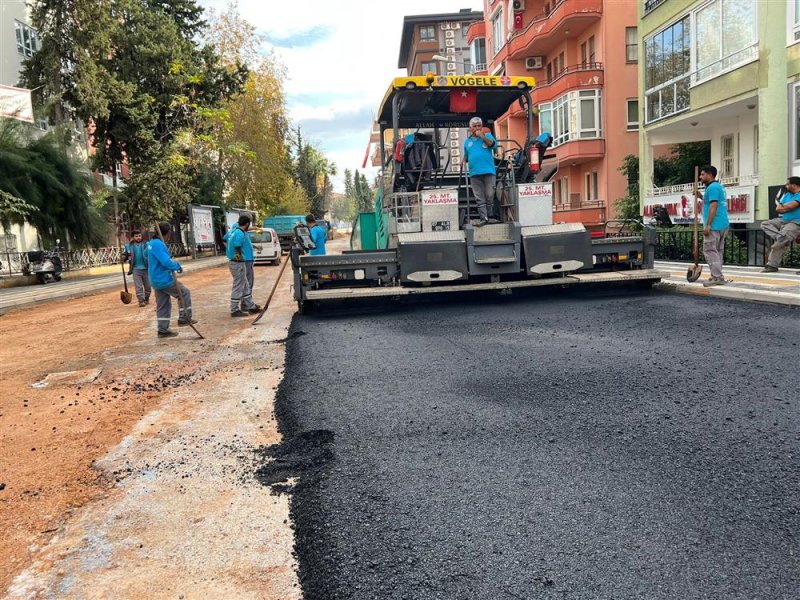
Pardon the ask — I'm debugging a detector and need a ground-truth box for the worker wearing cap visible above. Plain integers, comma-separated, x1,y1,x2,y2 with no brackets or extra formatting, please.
225,214,261,317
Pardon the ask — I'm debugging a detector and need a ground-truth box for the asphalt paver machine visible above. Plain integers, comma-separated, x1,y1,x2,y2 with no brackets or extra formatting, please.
291,74,663,313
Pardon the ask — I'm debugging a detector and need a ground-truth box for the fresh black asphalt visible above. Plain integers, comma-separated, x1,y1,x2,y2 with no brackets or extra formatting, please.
267,288,800,600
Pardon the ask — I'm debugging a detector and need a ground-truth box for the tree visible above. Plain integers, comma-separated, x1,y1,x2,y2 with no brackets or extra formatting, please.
0,120,109,247
615,142,712,221
203,3,300,215
353,170,373,213
25,0,247,226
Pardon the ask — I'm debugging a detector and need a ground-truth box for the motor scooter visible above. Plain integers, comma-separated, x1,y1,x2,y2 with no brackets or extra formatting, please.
24,250,63,284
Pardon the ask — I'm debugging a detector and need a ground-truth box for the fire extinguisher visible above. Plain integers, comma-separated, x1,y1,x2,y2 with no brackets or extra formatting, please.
529,144,541,174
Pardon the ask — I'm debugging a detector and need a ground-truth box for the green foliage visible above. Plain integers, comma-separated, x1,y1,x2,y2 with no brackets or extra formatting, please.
0,121,109,247
25,0,247,226
615,142,712,221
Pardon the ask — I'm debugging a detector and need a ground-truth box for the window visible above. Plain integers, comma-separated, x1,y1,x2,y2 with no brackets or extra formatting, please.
592,172,599,201
15,21,38,57
419,25,435,42
421,61,437,74
644,16,691,123
470,38,486,70
492,9,504,55
720,134,735,179
584,173,591,202
581,42,587,66
578,90,602,139
561,177,569,205
626,27,638,62
588,36,596,64
558,51,565,73
790,0,800,44
35,118,48,131
539,89,602,147
546,62,553,82
626,99,639,130
694,0,757,83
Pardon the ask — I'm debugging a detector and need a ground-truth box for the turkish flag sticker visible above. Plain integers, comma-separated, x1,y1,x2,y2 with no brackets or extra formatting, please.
450,87,477,113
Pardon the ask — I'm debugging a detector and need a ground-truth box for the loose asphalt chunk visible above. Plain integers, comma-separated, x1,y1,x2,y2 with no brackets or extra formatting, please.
264,288,800,600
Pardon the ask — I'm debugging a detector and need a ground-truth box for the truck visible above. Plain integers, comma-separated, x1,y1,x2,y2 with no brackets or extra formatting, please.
263,214,306,252
290,74,664,314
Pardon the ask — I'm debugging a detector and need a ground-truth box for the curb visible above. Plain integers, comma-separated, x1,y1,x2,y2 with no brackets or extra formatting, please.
0,257,228,314
656,281,800,308
0,254,224,289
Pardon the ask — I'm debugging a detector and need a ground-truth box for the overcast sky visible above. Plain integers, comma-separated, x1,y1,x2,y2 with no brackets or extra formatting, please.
199,0,481,191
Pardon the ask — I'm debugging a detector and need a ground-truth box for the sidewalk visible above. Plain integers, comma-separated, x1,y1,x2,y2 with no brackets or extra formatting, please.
656,261,800,307
0,255,227,313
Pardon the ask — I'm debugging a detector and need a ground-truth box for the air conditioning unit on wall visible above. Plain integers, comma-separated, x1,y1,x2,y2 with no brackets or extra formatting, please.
525,56,543,70
513,0,525,10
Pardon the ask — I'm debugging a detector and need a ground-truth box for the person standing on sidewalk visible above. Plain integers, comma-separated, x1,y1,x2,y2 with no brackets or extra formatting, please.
123,230,151,307
695,165,730,286
147,222,194,338
225,215,261,317
464,116,497,227
760,177,800,273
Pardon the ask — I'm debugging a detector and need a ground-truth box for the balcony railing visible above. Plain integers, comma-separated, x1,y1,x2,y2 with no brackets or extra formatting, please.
643,0,667,14
471,63,487,73
648,174,759,197
692,43,758,86
542,62,602,85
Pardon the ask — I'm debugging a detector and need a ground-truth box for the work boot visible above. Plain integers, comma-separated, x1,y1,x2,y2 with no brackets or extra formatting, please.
230,310,249,317
475,219,489,227
177,318,198,326
138,300,147,307
761,266,779,273
157,330,178,338
247,305,262,314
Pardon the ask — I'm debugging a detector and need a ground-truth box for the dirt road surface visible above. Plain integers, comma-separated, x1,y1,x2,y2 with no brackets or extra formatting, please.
0,259,301,598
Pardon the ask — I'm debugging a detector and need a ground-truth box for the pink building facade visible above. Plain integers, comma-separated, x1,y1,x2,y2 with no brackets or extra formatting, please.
467,0,639,229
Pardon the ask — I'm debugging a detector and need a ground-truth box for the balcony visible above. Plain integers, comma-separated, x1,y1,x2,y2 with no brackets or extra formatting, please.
508,0,602,59
532,63,603,105
549,138,605,165
471,63,488,74
553,202,606,227
466,20,485,45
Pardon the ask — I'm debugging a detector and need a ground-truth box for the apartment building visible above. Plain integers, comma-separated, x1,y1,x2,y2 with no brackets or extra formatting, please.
468,0,640,229
639,0,798,231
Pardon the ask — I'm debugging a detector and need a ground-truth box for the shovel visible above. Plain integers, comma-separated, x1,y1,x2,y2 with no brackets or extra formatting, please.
687,166,703,282
120,258,133,304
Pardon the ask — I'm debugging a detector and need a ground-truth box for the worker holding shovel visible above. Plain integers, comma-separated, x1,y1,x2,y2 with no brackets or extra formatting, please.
695,165,730,287
147,222,196,338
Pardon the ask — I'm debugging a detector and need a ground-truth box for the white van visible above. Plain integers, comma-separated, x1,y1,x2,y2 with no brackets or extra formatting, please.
251,228,281,265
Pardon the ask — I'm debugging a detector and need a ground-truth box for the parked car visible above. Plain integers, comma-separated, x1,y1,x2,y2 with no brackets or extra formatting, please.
251,228,281,265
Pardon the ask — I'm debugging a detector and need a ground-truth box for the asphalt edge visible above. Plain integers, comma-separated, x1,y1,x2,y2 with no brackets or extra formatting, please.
656,281,800,308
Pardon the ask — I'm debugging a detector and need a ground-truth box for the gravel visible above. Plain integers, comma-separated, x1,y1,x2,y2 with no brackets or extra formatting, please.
270,288,800,600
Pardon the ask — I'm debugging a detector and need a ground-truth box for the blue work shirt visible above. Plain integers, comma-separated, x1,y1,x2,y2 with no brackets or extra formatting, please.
224,225,254,261
702,181,729,230
464,132,496,177
309,224,327,256
125,242,147,270
779,190,800,222
146,238,181,290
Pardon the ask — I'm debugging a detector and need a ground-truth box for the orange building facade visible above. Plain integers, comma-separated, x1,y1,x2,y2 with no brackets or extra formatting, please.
468,0,640,228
